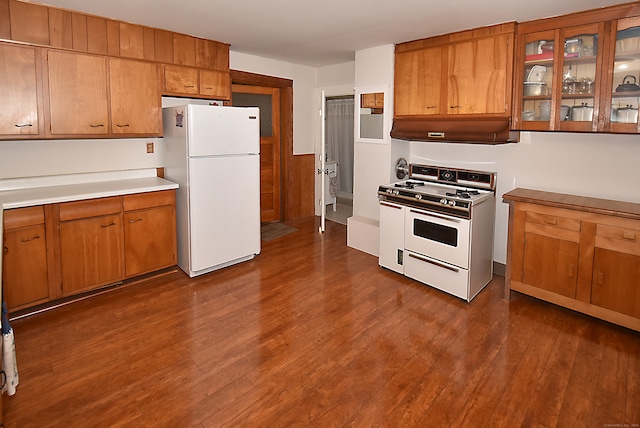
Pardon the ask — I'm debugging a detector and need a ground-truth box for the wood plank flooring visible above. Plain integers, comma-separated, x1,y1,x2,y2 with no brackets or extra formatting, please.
3,216,639,427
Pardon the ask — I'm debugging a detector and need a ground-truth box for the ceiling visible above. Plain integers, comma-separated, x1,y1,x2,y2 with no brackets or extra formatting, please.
38,0,630,67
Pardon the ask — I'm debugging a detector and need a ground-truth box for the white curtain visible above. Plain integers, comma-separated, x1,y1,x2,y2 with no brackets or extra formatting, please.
326,97,354,194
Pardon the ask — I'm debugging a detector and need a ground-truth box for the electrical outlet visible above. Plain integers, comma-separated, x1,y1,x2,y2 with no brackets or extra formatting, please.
146,142,154,153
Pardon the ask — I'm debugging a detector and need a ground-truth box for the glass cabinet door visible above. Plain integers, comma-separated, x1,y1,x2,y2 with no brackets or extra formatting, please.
519,30,556,130
557,23,604,132
608,17,640,133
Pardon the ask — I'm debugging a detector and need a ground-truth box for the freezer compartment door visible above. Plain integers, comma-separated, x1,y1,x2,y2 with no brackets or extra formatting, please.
187,105,260,157
187,155,261,272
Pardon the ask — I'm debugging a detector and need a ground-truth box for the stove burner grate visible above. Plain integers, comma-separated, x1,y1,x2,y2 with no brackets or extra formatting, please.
446,189,481,199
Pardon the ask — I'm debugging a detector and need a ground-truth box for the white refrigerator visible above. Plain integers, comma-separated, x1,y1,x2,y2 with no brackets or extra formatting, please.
162,104,261,277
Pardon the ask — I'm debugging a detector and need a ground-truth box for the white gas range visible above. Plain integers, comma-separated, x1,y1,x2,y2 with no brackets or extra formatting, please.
378,163,497,301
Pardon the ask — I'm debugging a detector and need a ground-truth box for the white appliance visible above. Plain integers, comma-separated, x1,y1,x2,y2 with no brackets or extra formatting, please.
162,104,261,277
378,164,496,302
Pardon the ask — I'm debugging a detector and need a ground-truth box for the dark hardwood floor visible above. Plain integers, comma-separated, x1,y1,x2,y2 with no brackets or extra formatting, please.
3,216,639,427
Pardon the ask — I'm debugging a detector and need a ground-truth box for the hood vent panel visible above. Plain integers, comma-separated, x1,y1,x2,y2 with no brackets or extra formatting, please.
391,116,519,144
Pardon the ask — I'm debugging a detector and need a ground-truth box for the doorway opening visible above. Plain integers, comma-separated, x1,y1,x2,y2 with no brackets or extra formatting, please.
324,95,354,225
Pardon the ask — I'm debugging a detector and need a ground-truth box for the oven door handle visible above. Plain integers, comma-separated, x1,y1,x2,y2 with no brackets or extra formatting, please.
408,253,459,273
409,209,461,223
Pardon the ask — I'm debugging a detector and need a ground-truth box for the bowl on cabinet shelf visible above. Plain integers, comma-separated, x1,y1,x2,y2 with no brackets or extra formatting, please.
522,110,536,121
524,82,547,96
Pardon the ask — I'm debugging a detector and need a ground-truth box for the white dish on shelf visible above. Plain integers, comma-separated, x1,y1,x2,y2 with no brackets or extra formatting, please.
527,65,547,83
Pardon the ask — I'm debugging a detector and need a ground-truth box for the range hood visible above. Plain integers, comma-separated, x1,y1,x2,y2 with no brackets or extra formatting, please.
390,116,519,144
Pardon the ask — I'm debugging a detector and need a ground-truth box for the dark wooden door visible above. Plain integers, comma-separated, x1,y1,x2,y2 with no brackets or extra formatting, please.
232,84,281,223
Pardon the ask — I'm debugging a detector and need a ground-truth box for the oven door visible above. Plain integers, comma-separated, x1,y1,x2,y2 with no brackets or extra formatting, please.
404,206,470,269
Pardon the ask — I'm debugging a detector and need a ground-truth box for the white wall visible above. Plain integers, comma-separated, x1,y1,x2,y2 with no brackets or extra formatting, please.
409,131,640,265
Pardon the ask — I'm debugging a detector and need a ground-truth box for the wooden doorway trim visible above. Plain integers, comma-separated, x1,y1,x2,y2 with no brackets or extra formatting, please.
230,70,298,220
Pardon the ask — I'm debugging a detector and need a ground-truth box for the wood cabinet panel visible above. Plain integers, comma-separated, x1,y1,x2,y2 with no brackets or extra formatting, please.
195,39,229,70
164,65,198,94
71,13,88,51
448,34,511,115
59,213,123,295
3,206,44,229
123,189,175,211
522,232,579,298
9,0,49,45
106,20,120,56
0,43,41,136
395,46,443,116
46,50,109,135
0,0,9,39
118,22,144,59
173,33,196,66
48,9,73,49
200,69,230,99
2,224,49,311
592,248,640,318
86,16,108,55
109,58,161,135
59,196,122,221
124,205,176,277
143,26,155,61
154,29,174,64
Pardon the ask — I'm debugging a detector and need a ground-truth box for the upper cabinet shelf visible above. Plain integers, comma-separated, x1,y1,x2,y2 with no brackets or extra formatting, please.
514,2,640,134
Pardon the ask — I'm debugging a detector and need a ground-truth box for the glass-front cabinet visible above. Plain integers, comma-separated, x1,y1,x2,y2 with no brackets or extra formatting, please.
516,7,640,135
517,24,605,132
606,17,640,133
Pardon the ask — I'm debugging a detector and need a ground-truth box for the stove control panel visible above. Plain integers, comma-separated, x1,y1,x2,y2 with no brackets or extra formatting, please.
410,164,495,191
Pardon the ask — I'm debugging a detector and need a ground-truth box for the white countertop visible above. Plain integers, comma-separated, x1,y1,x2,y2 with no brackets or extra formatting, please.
0,169,179,326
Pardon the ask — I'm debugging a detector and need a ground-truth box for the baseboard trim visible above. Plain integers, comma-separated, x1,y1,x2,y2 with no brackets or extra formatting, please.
493,261,506,277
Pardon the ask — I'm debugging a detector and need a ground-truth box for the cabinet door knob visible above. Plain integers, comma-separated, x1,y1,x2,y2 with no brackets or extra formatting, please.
3,246,7,253
596,271,604,285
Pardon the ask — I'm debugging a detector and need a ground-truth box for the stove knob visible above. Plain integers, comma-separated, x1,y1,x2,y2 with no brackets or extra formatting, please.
386,189,393,194
415,194,422,200
393,189,399,195
448,200,456,207
439,198,447,205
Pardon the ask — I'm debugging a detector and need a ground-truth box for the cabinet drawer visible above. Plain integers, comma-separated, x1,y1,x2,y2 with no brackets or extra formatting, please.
524,211,581,243
123,190,175,211
525,211,581,231
595,223,640,256
59,196,122,221
3,205,44,229
164,65,198,94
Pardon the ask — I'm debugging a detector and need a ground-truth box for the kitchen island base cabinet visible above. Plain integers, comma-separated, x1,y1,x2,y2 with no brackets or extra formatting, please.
504,188,640,332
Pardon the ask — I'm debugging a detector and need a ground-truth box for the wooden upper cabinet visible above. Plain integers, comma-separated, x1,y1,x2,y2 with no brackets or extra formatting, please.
118,22,144,59
394,23,515,119
395,46,443,116
46,50,109,136
173,33,196,66
109,58,161,135
448,34,512,115
86,16,109,55
199,69,230,99
164,65,199,94
8,0,49,45
0,43,42,137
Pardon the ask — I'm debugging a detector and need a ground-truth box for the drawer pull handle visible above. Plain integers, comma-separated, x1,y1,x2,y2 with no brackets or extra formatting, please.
20,235,40,243
544,218,557,225
426,105,437,109
184,85,195,88
90,124,105,128
101,222,116,228
622,231,636,240
129,218,143,224
449,105,461,109
116,124,130,128
408,253,459,273
14,123,33,128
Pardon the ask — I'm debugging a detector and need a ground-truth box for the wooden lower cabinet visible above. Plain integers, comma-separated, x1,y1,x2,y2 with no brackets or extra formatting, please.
2,206,49,311
59,213,123,295
1,190,177,313
123,190,176,277
504,188,640,332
